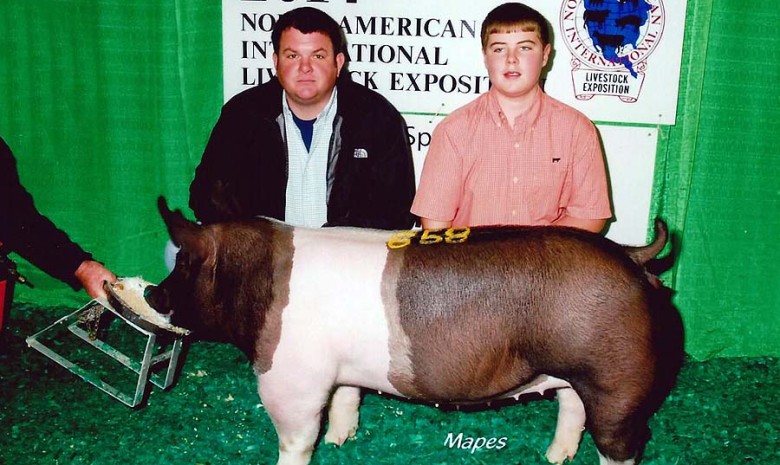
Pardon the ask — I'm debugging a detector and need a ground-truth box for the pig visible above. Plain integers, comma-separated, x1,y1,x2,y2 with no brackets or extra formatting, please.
146,197,673,465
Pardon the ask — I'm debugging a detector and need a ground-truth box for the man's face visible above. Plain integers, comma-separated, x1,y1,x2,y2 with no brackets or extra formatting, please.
483,30,550,102
273,27,345,117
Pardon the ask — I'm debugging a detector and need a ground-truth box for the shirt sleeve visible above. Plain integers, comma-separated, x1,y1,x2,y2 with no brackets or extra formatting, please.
562,121,612,220
0,138,91,289
410,120,463,223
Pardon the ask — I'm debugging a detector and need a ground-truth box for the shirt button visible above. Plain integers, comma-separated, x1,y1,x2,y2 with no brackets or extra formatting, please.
513,177,518,183
514,143,520,149
512,210,517,216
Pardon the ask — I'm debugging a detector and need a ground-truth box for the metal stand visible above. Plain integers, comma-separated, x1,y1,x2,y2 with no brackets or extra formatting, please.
26,299,185,408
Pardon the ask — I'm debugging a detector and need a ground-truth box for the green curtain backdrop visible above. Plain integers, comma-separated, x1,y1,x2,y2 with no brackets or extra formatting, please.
650,1,780,358
0,1,222,308
1,1,778,359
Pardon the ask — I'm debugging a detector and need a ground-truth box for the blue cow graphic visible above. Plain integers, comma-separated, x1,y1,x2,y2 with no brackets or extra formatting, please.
583,0,652,77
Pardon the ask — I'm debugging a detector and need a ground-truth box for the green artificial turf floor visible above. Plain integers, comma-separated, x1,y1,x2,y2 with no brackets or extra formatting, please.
1,303,778,465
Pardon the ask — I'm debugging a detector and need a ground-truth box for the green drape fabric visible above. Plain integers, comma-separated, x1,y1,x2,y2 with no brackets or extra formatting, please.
651,0,780,358
1,1,778,358
0,1,221,308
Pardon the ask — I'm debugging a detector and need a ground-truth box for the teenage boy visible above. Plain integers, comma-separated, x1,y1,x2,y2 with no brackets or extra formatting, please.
412,2,611,233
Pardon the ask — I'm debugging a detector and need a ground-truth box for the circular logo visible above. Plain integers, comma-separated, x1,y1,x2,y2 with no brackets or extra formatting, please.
560,0,665,77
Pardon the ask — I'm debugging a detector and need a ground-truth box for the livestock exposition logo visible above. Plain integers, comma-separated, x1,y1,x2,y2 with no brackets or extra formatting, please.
560,0,665,103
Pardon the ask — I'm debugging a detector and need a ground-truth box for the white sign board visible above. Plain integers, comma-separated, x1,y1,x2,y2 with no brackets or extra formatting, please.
224,0,685,123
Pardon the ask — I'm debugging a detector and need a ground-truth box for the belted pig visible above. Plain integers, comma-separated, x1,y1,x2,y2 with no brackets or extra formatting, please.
146,197,672,465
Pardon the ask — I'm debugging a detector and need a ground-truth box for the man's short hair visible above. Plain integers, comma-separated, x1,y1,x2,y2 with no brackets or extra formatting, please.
481,3,551,49
271,7,345,55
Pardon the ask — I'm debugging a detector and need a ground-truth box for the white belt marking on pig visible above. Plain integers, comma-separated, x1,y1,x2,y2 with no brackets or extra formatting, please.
263,226,403,396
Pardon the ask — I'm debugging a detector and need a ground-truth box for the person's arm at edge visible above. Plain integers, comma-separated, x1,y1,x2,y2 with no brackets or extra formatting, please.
1,138,117,298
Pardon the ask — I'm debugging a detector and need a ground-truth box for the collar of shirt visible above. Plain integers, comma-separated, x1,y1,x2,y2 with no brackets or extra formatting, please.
486,86,544,131
281,88,338,129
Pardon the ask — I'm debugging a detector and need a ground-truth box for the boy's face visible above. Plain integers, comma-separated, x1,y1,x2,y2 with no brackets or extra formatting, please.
483,30,550,101
273,27,345,116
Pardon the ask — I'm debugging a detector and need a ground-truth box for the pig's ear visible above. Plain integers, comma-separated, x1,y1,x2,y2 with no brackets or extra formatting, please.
157,196,208,253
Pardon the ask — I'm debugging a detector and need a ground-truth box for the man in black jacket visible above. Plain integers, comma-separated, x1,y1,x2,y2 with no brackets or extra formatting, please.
0,137,116,299
189,7,416,230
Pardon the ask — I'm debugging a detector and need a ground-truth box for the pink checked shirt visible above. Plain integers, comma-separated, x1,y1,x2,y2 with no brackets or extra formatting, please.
411,87,612,227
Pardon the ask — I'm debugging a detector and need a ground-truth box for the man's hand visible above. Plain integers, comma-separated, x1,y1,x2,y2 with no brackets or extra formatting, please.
74,260,117,299
420,218,453,230
552,216,607,234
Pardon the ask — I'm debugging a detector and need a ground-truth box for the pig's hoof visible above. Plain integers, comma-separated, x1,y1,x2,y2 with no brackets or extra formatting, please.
545,441,578,464
323,425,357,446
324,402,359,446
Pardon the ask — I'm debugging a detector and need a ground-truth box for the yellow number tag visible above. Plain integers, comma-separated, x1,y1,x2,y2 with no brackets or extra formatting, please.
419,230,444,245
387,230,418,249
386,227,471,249
445,227,470,244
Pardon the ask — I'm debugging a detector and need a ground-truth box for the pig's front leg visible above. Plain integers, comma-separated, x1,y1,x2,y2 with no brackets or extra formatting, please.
324,385,361,445
545,387,586,464
259,374,332,465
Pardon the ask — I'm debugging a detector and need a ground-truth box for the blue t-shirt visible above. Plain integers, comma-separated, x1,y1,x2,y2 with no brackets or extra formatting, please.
291,112,316,152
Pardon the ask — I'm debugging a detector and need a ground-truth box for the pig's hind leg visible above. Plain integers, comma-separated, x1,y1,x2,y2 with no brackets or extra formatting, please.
324,385,361,445
577,375,652,465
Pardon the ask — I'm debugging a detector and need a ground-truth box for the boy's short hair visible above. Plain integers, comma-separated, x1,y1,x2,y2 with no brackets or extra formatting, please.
272,7,345,55
480,3,551,49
